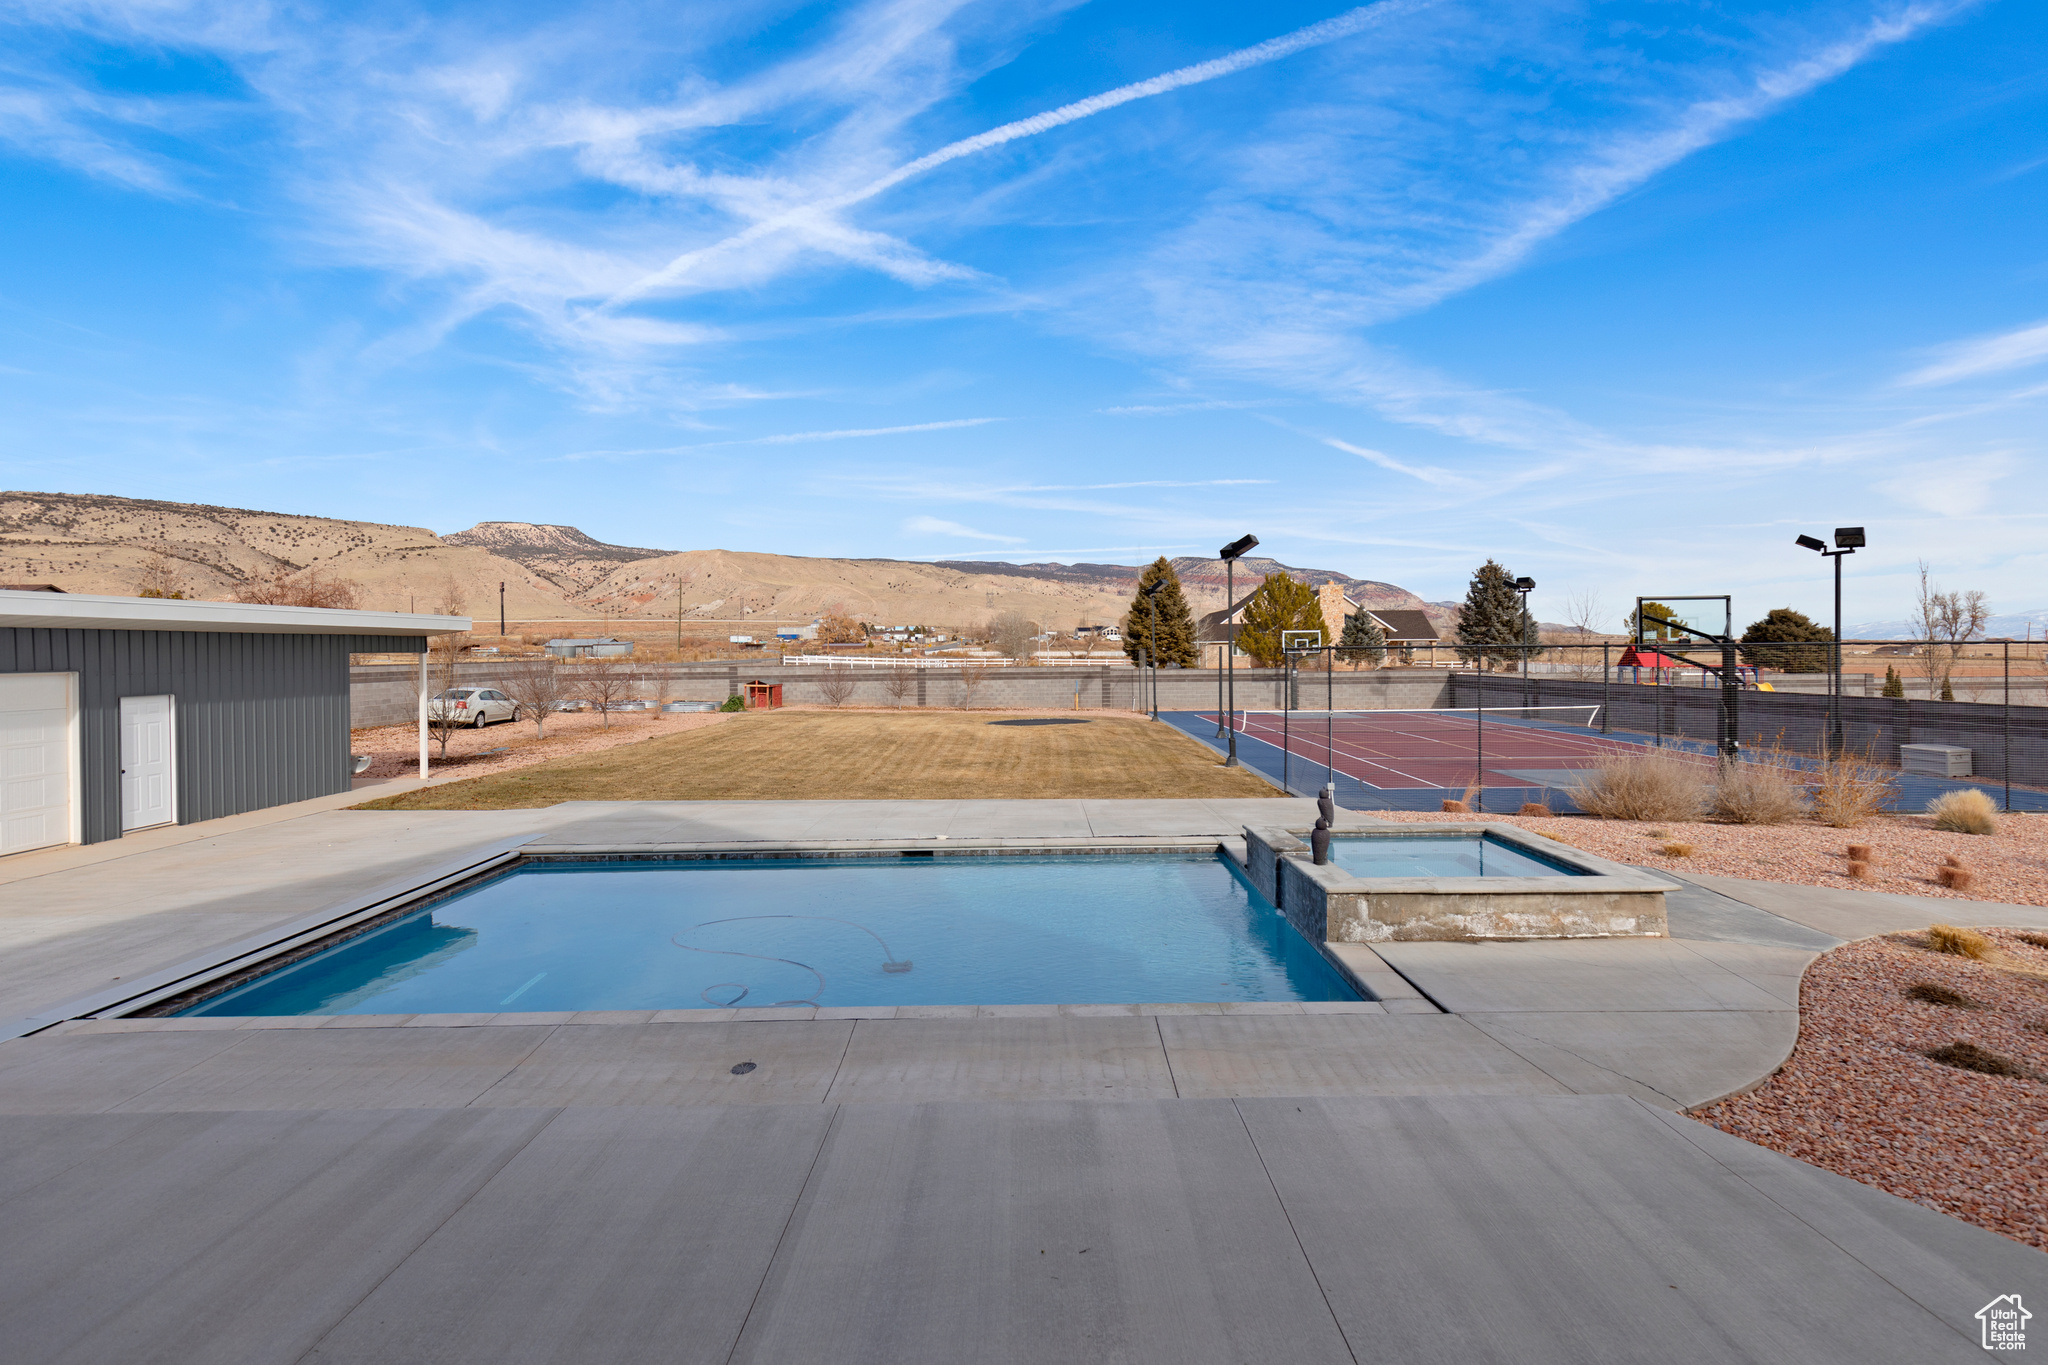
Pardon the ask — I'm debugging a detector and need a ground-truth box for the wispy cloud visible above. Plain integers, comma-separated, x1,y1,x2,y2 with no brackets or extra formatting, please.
1900,319,2048,387
903,514,1023,543
565,417,1000,459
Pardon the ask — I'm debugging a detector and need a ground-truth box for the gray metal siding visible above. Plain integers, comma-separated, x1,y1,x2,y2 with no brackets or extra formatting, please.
0,629,423,845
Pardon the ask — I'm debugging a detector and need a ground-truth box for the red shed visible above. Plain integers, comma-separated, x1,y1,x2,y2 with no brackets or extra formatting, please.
744,680,784,709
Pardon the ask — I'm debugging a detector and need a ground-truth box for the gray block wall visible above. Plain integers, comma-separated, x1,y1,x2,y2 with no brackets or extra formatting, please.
350,662,1454,728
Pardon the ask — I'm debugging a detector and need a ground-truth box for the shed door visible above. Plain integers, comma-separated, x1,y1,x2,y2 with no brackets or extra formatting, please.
119,695,177,832
0,674,75,856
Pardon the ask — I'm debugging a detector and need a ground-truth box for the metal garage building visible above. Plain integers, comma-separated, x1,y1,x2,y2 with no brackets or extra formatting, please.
0,591,466,856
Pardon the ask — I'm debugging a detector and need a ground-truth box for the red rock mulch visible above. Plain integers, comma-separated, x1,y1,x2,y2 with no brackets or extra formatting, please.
1696,929,2048,1249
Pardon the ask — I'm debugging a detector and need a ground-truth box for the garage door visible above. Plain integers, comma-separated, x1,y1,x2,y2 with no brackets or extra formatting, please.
1,673,75,856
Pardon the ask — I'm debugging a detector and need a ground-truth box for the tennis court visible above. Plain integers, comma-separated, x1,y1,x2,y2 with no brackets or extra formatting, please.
1167,706,1680,809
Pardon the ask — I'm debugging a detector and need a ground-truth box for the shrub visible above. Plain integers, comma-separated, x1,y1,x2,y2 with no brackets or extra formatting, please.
1660,841,1695,858
2017,932,2048,950
1846,843,1872,861
1710,758,1809,825
1926,924,1992,959
1518,801,1553,817
1936,865,1977,891
1810,750,1899,828
1924,1041,2031,1078
1846,860,1871,880
1441,799,1468,813
1904,982,1979,1008
1568,750,1708,821
718,695,746,712
1927,788,1998,835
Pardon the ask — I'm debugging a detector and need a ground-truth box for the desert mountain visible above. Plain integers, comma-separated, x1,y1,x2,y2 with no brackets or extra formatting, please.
0,490,1447,633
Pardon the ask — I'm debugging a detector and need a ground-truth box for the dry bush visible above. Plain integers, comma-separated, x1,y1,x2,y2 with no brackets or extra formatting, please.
1809,750,1899,828
1927,788,1998,835
817,668,856,708
1709,758,1809,825
2017,932,2048,951
1924,1041,2032,1079
1926,924,1992,959
1660,841,1695,858
1904,982,1979,1008
1943,854,1963,868
1441,799,1468,813
1846,843,1872,861
1847,860,1871,880
1568,750,1708,822
233,565,361,609
1517,801,1552,817
1937,865,1977,891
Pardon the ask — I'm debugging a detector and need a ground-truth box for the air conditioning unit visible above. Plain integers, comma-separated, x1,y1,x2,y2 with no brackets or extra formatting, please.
1900,744,1971,777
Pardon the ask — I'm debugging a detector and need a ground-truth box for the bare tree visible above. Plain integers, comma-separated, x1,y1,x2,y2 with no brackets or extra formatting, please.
882,666,915,708
581,655,640,728
432,572,467,619
988,610,1037,660
135,551,190,599
426,641,466,760
818,667,856,707
500,659,569,739
1561,589,1607,679
1912,562,1989,700
234,565,362,609
956,660,991,708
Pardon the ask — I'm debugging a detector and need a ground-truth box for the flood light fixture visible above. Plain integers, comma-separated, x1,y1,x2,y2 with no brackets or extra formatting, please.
1795,534,1826,552
1834,527,1866,549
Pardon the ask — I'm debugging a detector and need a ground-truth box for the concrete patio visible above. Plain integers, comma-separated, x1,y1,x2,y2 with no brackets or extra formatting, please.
3,795,2045,1362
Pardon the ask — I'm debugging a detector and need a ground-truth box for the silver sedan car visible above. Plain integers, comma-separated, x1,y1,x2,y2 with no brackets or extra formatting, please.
427,687,520,727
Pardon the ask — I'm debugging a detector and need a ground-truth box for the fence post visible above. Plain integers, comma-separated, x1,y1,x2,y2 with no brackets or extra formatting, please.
2005,640,2012,813
1602,643,1611,733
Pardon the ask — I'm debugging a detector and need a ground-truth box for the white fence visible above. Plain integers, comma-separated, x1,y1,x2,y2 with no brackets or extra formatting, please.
783,654,1133,668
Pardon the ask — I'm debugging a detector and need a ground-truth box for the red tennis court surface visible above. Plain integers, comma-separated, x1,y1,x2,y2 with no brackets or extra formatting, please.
1200,709,1657,790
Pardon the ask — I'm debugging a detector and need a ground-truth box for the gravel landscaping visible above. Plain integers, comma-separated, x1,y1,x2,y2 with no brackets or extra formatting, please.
1694,929,2048,1250
1373,807,2048,906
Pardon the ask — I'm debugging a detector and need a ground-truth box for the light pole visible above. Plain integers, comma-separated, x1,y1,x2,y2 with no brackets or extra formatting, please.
499,581,506,639
1513,576,1535,704
1219,534,1259,767
1796,527,1864,757
1143,578,1166,721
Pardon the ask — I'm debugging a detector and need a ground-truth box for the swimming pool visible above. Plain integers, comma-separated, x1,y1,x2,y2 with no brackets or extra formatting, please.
176,854,1362,1015
1328,833,1586,879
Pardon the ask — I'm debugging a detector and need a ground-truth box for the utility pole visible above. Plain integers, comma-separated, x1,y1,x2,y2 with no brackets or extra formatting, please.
498,582,506,639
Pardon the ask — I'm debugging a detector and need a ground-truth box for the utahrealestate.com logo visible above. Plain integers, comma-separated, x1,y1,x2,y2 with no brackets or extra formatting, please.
1979,1295,2031,1351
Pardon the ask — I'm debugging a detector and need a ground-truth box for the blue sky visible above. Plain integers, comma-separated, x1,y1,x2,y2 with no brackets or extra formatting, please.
2,0,2044,629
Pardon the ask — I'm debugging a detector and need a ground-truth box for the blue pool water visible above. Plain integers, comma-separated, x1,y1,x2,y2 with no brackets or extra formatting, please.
181,855,1360,1015
1329,833,1585,879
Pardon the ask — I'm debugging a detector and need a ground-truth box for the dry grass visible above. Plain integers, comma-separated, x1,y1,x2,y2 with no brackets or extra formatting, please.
1929,788,2000,836
353,710,1281,809
1709,757,1810,825
1927,924,1994,959
1568,749,1709,821
1811,751,1900,828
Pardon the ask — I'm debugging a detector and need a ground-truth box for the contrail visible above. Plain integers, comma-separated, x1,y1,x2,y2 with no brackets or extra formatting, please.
600,0,1436,310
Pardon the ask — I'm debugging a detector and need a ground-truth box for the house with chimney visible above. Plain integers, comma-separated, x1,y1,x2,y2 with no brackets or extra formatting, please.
1196,580,1439,666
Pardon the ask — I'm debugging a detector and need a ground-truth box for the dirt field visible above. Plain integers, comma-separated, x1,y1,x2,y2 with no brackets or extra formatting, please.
353,709,1280,808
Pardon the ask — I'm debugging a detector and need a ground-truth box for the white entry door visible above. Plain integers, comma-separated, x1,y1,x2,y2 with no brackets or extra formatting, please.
119,695,177,832
0,673,76,856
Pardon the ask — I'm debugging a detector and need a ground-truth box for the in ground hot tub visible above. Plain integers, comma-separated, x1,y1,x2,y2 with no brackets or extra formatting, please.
1244,823,1667,944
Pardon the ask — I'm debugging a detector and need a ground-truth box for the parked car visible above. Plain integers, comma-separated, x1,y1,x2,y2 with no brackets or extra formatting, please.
427,688,519,727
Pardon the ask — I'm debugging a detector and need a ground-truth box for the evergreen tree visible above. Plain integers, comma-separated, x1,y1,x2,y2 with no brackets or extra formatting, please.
1882,665,1905,698
1337,611,1387,668
1236,573,1325,667
1941,677,1955,702
1119,557,1199,668
1739,608,1833,674
1454,560,1524,670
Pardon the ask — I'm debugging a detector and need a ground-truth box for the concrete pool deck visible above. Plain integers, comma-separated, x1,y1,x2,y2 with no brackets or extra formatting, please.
3,797,2046,1361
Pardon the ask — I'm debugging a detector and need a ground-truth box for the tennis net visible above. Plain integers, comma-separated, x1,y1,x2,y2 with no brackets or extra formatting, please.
1229,705,1603,732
